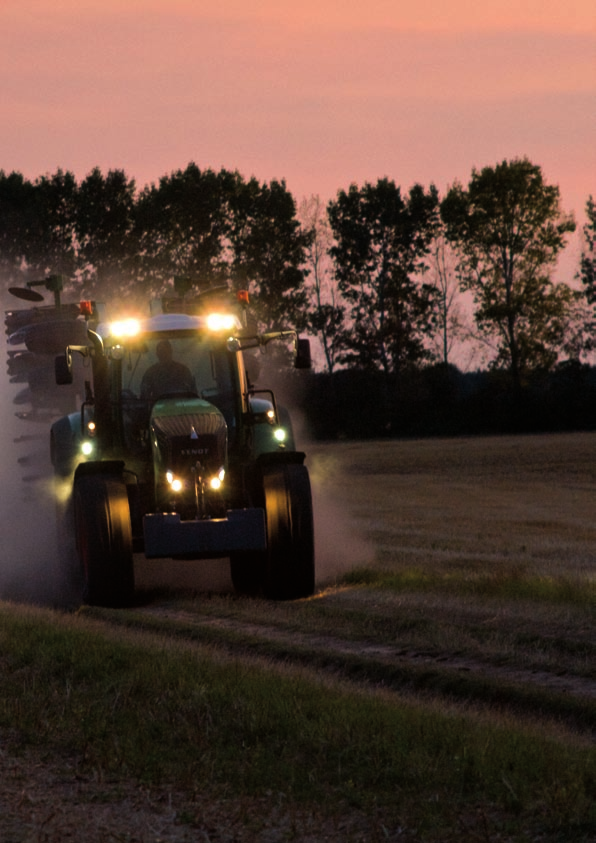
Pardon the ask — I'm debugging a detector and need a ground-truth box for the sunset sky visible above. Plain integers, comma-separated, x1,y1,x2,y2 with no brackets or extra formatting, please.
1,0,594,262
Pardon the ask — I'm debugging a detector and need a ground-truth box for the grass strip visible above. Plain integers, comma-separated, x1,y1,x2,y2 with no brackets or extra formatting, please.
1,602,595,840
91,606,596,738
186,590,596,676
341,566,596,606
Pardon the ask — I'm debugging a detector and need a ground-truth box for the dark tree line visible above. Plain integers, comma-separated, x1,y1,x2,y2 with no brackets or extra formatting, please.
1,159,594,425
0,164,310,333
294,361,596,440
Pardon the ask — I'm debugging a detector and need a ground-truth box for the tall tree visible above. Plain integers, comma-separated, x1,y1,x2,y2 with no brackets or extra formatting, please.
579,195,596,303
230,177,311,331
134,163,234,297
76,168,137,300
0,171,36,286
0,169,78,287
32,169,79,280
569,195,596,361
441,158,576,389
328,178,439,373
298,194,344,373
427,231,469,366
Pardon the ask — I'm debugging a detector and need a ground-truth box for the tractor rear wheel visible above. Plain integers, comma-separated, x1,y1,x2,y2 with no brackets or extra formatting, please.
261,463,315,600
74,474,134,607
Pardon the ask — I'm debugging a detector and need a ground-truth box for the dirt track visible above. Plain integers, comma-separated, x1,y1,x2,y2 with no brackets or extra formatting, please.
136,597,596,704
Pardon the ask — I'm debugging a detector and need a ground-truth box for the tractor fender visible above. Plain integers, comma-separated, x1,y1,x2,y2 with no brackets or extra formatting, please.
74,460,126,480
257,450,306,467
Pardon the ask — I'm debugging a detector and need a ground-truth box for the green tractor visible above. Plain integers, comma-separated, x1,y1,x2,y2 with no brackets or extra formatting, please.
10,281,314,607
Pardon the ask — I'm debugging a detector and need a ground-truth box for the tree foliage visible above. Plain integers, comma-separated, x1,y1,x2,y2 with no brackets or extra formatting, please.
0,165,310,331
0,171,39,285
579,195,596,303
228,177,310,330
134,164,234,296
328,178,439,373
0,160,589,387
0,169,78,284
426,232,471,366
441,158,576,387
298,195,344,373
76,168,137,298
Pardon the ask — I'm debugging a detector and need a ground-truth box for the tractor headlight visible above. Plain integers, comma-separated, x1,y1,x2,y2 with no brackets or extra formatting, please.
209,468,225,491
274,427,286,443
110,318,140,338
81,441,94,456
166,471,183,493
206,313,240,332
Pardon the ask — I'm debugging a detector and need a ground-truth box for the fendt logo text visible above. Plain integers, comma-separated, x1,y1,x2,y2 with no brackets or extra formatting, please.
180,447,210,456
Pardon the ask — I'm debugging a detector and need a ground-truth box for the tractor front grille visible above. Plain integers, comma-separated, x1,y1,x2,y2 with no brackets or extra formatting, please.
152,410,227,474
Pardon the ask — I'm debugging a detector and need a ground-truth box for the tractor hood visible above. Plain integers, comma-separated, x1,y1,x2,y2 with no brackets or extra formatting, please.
150,396,228,480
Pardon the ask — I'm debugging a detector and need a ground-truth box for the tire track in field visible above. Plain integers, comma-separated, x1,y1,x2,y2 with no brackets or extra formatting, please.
86,600,596,741
139,605,596,701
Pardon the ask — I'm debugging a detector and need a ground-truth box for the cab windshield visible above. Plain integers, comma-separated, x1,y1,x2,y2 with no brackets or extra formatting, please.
120,333,236,421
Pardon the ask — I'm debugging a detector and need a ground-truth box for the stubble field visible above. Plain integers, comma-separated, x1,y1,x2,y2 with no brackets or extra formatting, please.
1,431,595,841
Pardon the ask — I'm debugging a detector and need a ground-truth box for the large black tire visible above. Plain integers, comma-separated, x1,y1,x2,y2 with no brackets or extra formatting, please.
74,474,134,608
261,463,315,600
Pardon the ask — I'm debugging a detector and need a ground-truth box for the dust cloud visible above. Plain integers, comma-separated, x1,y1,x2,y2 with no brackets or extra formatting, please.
307,449,375,588
277,388,375,590
0,353,64,606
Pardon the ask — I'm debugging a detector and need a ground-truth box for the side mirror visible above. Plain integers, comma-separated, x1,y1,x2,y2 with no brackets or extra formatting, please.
55,353,73,385
294,337,312,370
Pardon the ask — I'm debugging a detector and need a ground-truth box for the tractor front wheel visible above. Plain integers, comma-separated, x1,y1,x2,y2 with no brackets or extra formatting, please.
261,463,315,600
74,474,134,608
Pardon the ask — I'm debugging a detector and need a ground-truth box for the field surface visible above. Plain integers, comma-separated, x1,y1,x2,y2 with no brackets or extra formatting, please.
1,431,595,841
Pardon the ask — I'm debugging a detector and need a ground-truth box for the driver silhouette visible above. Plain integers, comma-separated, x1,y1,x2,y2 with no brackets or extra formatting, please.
140,339,196,400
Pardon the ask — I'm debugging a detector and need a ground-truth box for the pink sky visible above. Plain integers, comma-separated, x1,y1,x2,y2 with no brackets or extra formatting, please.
1,0,594,268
